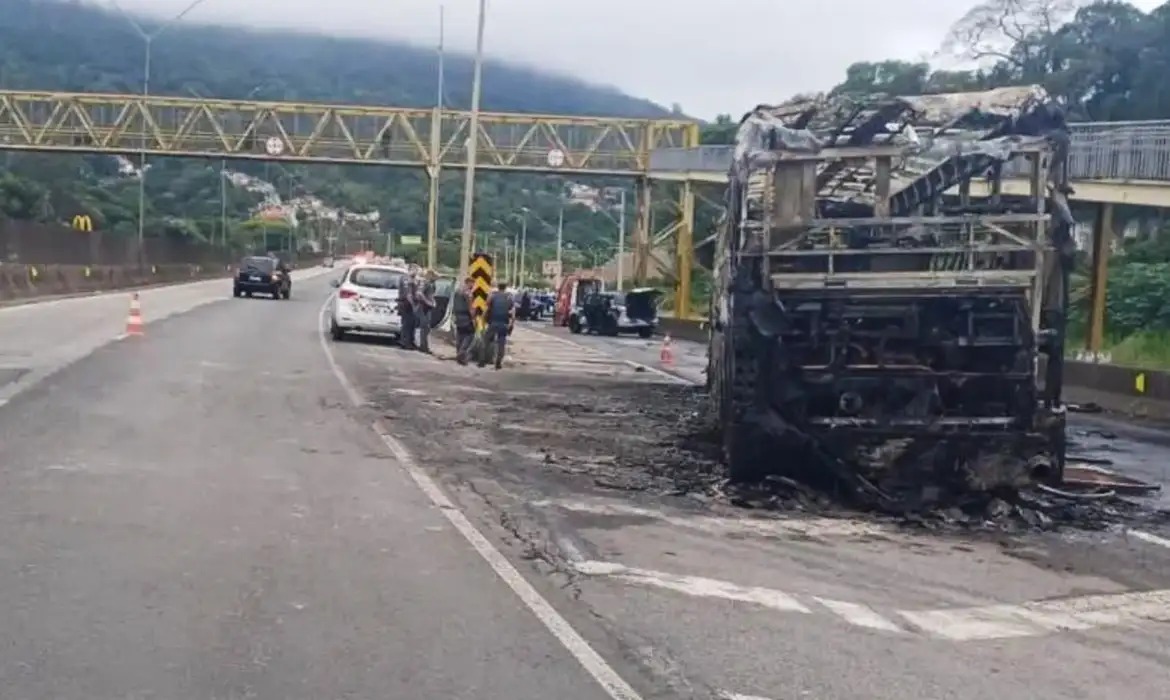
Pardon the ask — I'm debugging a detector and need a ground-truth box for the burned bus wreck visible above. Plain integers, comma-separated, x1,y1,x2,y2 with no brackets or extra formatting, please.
704,86,1076,502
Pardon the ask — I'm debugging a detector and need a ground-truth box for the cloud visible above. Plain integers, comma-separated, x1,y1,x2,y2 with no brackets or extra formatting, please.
102,0,1168,119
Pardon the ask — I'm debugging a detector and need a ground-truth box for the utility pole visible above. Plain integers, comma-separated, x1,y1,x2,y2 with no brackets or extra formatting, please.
512,233,520,286
617,189,627,290
426,4,445,269
555,204,564,291
219,160,227,249
113,0,207,269
503,238,511,284
519,213,528,288
456,0,488,285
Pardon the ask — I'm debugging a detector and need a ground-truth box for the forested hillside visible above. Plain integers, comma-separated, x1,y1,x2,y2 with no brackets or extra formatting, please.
0,0,674,267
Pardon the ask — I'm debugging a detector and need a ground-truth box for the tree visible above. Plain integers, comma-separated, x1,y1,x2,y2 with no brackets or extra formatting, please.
941,0,1084,70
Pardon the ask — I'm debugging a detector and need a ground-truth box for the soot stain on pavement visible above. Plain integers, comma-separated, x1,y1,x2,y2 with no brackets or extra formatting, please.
346,345,1170,544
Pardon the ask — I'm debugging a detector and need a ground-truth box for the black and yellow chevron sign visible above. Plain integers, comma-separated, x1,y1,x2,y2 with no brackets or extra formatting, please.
469,252,494,319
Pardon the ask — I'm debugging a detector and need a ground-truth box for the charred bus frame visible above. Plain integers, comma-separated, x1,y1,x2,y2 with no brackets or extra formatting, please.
712,87,1073,499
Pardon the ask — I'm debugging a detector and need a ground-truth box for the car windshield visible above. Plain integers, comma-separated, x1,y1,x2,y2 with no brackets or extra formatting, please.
608,292,626,306
241,256,276,272
349,267,404,289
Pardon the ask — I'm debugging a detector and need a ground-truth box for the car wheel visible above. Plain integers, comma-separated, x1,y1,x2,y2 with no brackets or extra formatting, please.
233,286,241,298
330,320,345,341
638,327,653,339
568,316,582,334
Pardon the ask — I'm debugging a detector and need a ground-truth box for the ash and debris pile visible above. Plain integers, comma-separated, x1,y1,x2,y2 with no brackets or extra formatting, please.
586,383,1168,535
659,402,1170,536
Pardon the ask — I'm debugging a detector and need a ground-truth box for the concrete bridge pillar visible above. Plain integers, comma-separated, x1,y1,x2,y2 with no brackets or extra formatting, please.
1085,202,1115,354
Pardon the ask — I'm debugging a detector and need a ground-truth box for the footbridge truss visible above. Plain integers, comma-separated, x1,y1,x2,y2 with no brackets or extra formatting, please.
0,89,706,310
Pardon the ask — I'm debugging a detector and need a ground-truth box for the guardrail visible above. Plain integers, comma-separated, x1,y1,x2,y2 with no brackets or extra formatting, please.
649,120,1170,182
655,317,1170,413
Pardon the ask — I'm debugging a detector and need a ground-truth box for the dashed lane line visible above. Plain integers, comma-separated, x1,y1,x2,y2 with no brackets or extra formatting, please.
574,561,812,614
531,498,895,540
812,597,905,634
571,558,1170,642
317,300,645,700
1129,529,1170,550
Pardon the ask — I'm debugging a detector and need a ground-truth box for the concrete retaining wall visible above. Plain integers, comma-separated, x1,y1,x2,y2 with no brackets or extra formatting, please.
0,263,236,303
0,257,326,305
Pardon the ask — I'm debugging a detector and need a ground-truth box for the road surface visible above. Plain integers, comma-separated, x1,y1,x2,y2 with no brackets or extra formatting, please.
2,271,1169,700
0,272,634,700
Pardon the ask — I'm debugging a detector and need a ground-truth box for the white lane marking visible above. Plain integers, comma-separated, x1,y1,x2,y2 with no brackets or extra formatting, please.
532,498,893,540
898,588,1170,641
317,302,644,700
719,694,778,700
812,598,904,633
1129,529,1170,550
574,561,811,614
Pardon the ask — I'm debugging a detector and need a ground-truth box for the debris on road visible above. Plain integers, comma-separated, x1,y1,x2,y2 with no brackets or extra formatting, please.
350,344,1169,537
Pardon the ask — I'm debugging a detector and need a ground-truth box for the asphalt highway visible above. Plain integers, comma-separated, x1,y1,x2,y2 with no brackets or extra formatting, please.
2,270,1169,700
0,272,630,700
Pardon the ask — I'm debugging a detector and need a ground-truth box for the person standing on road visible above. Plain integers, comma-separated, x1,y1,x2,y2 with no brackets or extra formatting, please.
452,276,476,365
415,269,437,354
478,281,515,370
399,269,417,350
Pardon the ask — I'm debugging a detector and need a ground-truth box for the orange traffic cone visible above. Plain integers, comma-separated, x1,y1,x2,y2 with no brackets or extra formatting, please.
659,334,674,366
125,293,144,336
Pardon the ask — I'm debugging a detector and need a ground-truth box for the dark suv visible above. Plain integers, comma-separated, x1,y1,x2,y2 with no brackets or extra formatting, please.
234,255,291,299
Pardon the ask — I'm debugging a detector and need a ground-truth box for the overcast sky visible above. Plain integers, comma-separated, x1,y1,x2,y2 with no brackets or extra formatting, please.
107,0,1166,119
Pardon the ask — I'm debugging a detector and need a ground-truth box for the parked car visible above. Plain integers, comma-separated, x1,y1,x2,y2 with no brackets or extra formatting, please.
568,288,661,338
328,263,408,342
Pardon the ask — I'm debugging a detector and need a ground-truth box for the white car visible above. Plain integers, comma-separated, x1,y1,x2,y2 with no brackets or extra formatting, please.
328,263,408,341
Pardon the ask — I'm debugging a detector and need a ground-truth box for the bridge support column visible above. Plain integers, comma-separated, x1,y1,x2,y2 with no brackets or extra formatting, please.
673,180,695,319
426,105,443,270
426,165,440,269
1086,202,1114,354
633,177,651,285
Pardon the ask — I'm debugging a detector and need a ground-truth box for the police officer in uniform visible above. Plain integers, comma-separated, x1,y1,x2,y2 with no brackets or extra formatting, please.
479,282,514,370
399,269,417,350
451,276,476,365
415,269,437,353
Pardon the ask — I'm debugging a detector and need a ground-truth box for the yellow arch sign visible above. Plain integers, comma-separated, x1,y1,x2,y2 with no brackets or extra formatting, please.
71,214,93,232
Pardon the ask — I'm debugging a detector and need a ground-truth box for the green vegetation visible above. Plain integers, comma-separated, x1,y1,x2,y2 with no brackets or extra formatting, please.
6,0,1170,360
0,0,673,270
694,0,1170,365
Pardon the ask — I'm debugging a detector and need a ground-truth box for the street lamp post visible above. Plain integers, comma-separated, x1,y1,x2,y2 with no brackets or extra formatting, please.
113,0,209,269
189,83,265,252
616,189,627,290
457,0,488,285
555,204,564,291
518,208,528,288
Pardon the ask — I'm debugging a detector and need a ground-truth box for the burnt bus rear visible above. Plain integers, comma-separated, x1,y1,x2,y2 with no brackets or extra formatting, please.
706,87,1074,496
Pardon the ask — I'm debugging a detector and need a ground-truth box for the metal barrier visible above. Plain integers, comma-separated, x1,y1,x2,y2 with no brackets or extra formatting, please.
649,120,1170,182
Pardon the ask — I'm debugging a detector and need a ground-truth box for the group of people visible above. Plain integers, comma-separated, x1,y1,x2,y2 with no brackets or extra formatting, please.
450,278,515,370
396,266,438,353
